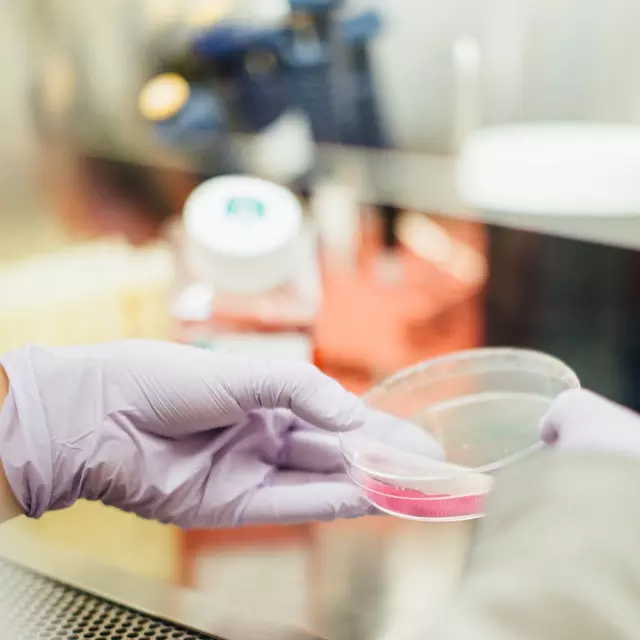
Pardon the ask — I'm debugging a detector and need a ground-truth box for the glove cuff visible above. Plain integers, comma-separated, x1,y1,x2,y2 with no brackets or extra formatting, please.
0,347,54,518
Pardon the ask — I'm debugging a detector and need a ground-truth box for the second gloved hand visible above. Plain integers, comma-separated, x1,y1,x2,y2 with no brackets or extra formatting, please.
0,341,440,528
541,388,640,459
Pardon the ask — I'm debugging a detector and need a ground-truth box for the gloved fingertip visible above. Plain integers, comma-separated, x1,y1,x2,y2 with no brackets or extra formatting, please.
539,403,561,445
362,409,445,461
300,385,369,433
539,388,585,445
264,362,368,432
338,491,377,519
539,419,559,445
334,393,369,432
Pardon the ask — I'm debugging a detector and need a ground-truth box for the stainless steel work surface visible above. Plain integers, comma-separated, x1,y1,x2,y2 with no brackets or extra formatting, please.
0,558,215,640
0,519,473,640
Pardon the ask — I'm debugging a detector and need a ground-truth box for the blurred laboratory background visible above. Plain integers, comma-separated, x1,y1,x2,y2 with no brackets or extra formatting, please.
2,0,640,636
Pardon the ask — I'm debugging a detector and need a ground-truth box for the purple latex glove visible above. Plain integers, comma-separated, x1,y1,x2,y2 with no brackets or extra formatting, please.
541,388,640,459
0,341,440,528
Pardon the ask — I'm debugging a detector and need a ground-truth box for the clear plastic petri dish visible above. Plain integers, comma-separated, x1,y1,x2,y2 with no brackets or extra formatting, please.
340,347,580,522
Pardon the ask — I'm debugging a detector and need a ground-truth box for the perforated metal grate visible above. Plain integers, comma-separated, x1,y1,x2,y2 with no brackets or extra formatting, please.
0,558,218,640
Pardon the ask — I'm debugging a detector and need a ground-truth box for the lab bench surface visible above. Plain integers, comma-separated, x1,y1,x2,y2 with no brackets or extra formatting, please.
0,517,473,640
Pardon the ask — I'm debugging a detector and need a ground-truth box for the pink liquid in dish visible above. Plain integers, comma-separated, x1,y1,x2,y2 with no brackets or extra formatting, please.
365,478,485,519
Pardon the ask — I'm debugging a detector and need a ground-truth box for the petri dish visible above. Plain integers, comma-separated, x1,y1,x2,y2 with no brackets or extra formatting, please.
340,347,580,521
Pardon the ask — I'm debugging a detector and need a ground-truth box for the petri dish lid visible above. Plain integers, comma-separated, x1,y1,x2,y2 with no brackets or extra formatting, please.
340,348,579,496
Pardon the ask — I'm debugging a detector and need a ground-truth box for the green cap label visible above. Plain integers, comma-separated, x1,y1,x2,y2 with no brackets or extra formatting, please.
225,197,265,219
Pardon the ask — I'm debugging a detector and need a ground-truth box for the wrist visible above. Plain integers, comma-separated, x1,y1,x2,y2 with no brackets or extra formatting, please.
0,363,24,523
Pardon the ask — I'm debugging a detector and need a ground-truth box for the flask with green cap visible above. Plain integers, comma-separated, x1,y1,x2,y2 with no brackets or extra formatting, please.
173,175,320,361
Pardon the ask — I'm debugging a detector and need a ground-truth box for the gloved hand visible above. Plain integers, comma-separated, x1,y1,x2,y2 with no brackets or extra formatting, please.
541,388,640,459
0,340,439,528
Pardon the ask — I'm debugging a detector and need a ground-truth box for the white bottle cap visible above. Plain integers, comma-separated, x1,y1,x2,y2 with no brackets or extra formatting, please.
183,175,303,293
